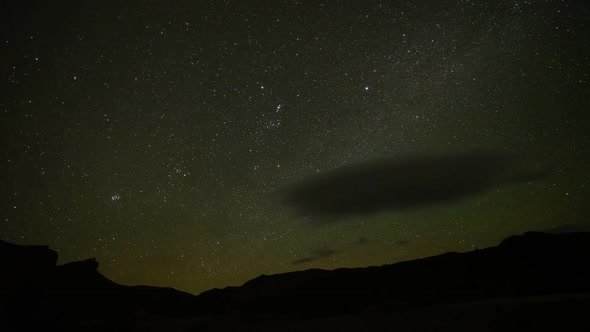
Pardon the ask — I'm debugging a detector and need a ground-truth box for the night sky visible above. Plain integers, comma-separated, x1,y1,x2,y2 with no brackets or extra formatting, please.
1,1,588,295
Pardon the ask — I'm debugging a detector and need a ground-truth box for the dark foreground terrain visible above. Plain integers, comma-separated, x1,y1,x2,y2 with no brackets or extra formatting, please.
2,231,589,331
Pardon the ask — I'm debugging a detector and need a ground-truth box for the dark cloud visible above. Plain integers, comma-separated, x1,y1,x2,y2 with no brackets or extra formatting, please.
278,150,551,218
291,247,337,265
394,239,410,246
312,248,337,257
291,257,318,265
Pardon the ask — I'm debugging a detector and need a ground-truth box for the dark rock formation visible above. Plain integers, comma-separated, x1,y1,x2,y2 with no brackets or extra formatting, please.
1,232,589,331
195,231,590,318
0,240,58,287
0,240,197,331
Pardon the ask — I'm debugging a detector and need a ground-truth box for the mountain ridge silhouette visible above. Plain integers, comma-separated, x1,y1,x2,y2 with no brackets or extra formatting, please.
1,231,589,331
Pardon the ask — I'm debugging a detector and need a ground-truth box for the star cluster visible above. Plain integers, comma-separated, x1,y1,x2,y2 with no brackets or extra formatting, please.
1,1,588,294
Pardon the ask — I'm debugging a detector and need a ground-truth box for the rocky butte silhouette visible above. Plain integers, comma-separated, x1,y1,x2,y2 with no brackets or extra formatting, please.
1,232,589,331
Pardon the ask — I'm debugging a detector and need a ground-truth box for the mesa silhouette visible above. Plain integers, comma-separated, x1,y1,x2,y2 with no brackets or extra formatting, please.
0,239,197,331
1,231,589,331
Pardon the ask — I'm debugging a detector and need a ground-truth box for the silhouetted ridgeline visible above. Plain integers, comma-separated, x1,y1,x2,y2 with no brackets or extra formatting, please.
1,232,589,331
195,231,590,316
0,239,197,331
